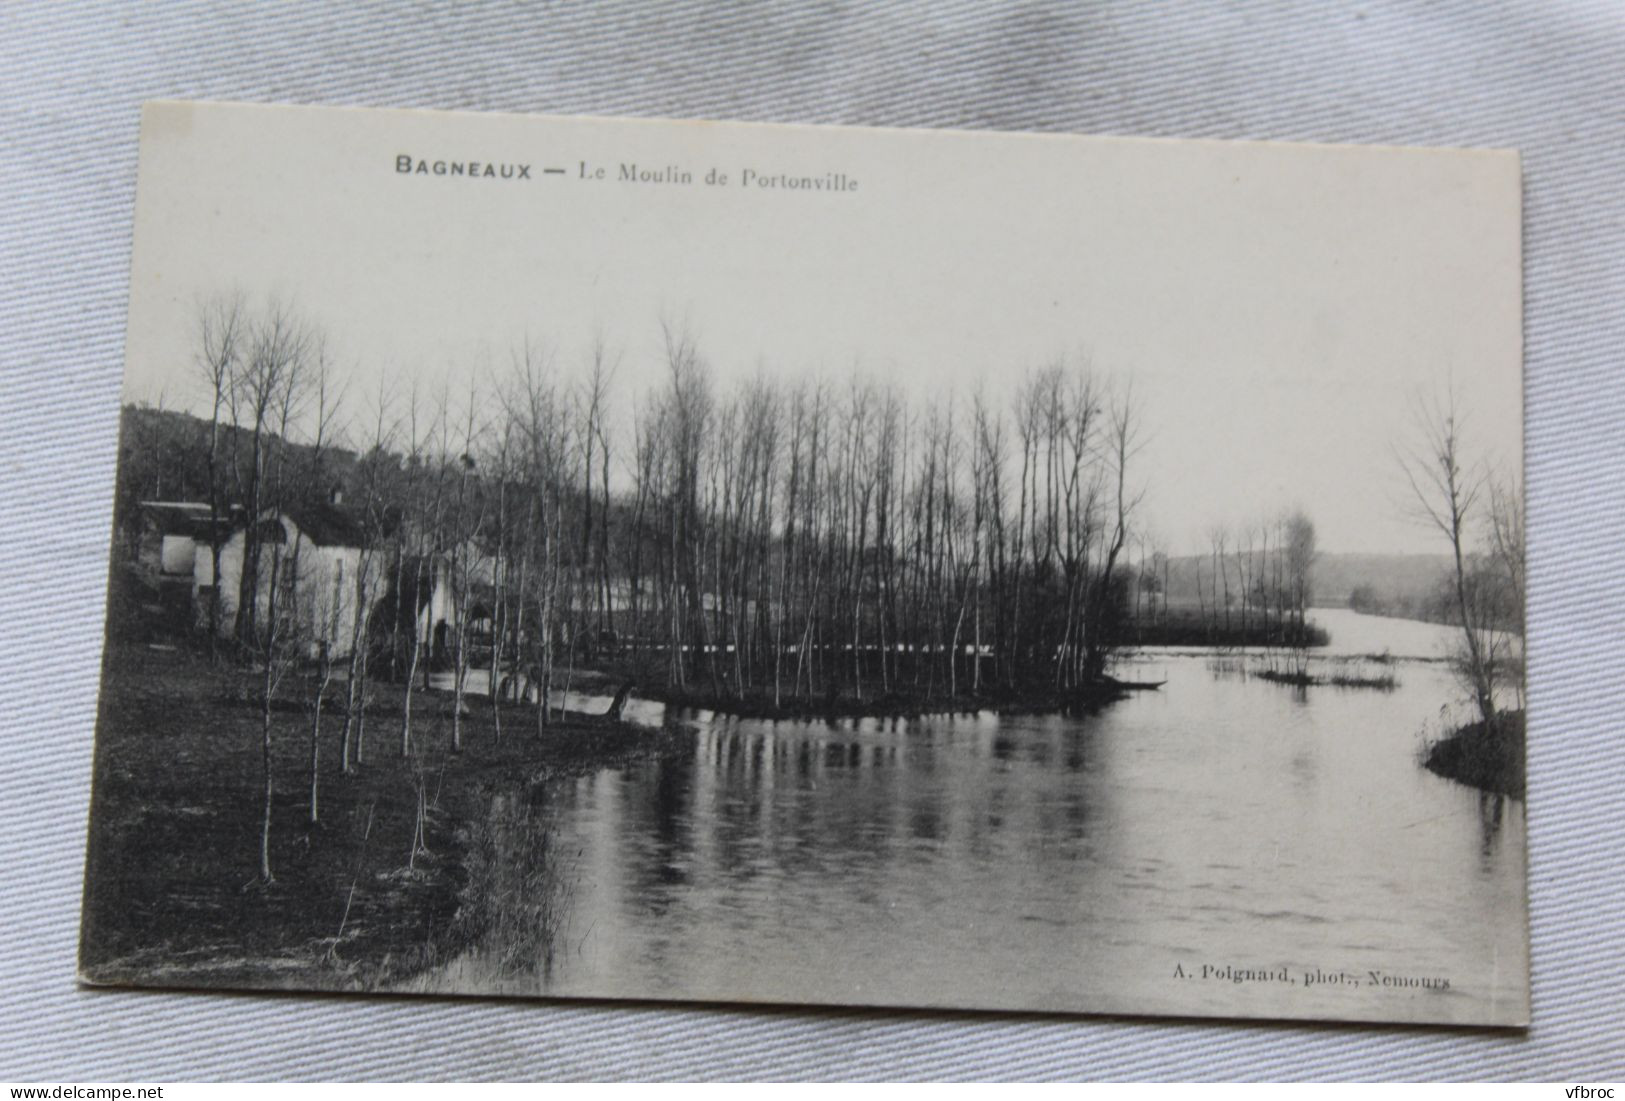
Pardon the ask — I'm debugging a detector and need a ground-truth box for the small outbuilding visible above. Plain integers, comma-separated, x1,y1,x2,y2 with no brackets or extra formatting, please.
204,501,381,656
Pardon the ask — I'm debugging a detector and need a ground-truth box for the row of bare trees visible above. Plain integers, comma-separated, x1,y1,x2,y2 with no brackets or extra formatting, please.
189,295,349,881
376,334,1151,713
1130,511,1319,650
592,338,1147,703
180,304,1154,713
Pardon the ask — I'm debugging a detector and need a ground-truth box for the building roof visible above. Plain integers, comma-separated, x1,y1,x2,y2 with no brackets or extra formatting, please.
284,502,370,548
141,501,238,539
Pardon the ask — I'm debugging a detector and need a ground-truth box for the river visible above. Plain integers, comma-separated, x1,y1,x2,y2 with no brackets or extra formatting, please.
418,608,1528,1025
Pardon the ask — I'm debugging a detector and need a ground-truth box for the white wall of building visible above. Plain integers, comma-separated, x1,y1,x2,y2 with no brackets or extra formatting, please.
198,515,385,657
158,533,196,577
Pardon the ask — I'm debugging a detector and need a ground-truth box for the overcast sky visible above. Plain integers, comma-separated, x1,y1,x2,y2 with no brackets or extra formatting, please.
122,102,1522,556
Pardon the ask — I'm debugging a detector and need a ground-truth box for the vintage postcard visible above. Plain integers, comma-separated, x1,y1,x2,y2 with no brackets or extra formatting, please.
81,100,1527,1026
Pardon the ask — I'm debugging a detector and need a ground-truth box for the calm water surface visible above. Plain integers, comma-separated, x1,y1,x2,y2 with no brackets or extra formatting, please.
422,609,1527,1024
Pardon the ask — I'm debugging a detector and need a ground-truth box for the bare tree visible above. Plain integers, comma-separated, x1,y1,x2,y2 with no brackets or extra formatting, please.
227,300,317,644
1488,476,1526,632
578,334,620,636
659,318,713,690
1396,386,1497,723
340,376,400,770
1486,474,1526,709
297,344,344,823
192,293,244,653
482,411,518,743
250,525,304,885
1080,382,1142,683
1283,509,1317,676
446,374,488,753
395,378,438,758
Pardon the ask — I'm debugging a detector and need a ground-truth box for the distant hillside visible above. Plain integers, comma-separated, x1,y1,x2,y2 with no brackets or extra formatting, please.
1150,551,1451,610
1304,553,1453,607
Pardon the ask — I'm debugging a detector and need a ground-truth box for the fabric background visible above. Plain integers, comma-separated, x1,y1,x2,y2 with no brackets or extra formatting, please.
2,0,1622,1081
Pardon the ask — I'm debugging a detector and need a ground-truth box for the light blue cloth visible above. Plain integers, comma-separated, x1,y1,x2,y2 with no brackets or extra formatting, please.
2,0,1621,1081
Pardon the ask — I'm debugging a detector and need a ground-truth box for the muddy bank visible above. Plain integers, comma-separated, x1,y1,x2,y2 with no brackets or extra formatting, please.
1424,710,1526,799
78,642,679,993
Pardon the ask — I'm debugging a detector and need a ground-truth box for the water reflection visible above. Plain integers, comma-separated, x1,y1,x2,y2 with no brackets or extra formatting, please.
1478,791,1508,866
427,609,1527,1024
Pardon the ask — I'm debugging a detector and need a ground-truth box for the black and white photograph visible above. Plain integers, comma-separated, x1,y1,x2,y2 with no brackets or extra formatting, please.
79,100,1527,1026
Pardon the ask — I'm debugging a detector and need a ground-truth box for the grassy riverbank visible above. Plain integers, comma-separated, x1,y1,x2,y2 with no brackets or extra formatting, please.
1120,614,1330,649
1254,667,1398,690
79,642,677,992
1424,710,1526,799
549,648,1142,721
